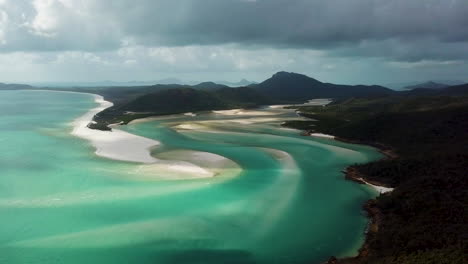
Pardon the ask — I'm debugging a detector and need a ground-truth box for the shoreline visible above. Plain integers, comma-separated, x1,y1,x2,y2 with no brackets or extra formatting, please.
343,167,394,194
328,138,397,264
334,137,398,160
71,94,161,164
297,130,395,193
70,93,242,179
23,90,163,164
296,129,396,264
309,133,335,139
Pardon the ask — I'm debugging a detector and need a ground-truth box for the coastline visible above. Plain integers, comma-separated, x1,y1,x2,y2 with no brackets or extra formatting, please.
71,94,161,164
334,137,398,160
328,137,397,264
295,129,395,264
325,199,382,264
23,89,160,163
297,130,395,193
70,93,242,179
25,89,162,164
309,133,335,139
344,167,394,194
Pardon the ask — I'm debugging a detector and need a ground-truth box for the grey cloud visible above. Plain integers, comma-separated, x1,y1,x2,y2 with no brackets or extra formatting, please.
0,0,467,84
0,0,121,52
108,0,468,52
1,0,467,61
331,38,468,62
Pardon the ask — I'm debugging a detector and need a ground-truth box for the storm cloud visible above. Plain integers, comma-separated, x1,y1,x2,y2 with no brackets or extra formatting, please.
0,0,467,84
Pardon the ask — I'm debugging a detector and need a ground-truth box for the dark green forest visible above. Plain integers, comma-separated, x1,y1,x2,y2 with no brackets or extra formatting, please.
285,96,467,264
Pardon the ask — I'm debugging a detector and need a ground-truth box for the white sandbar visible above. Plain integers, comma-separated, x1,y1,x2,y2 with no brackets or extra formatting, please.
212,109,278,116
71,95,160,163
71,94,241,179
357,177,394,194
309,133,336,139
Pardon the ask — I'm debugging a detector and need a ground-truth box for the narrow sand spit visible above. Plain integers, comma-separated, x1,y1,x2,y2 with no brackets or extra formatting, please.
71,94,160,163
305,98,333,106
212,109,278,116
27,90,158,163
309,133,336,139
268,105,291,109
173,117,290,131
358,177,394,194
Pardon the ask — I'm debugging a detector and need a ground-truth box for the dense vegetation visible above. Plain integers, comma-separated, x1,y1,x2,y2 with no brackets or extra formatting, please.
286,96,468,156
93,87,271,126
87,72,398,129
285,95,468,264
356,155,467,264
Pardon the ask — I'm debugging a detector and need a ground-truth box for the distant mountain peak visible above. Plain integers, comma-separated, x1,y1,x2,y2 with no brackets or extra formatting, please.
405,81,449,90
192,81,229,90
213,79,257,87
196,81,218,86
273,71,303,77
270,71,322,83
272,71,290,76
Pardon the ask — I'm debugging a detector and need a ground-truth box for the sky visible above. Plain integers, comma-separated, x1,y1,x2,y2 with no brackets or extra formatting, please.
0,0,467,85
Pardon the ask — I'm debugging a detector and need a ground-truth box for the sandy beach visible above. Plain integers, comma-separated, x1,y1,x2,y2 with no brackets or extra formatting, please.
28,90,162,163
71,94,160,164
309,133,336,139
71,94,241,179
358,177,394,194
213,109,279,116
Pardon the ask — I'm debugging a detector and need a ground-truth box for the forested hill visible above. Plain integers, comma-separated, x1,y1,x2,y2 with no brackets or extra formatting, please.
63,72,397,104
92,87,271,128
253,72,395,101
116,87,270,113
284,95,468,264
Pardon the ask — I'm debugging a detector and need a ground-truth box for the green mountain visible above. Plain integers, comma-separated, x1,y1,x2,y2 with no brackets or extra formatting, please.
119,86,270,113
117,88,225,114
253,72,395,101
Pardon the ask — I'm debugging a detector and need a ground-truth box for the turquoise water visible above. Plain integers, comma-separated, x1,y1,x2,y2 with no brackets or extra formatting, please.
0,90,381,264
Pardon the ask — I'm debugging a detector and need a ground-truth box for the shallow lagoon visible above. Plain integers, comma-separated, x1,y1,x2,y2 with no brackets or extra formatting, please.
0,90,381,264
